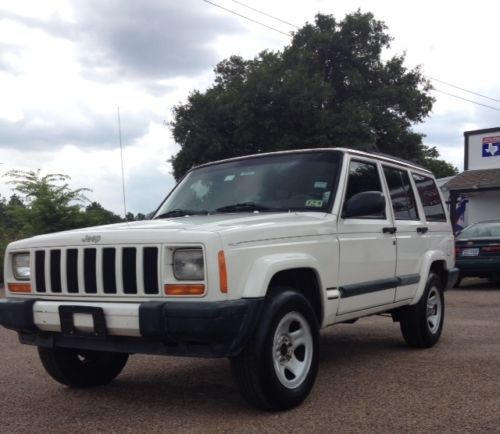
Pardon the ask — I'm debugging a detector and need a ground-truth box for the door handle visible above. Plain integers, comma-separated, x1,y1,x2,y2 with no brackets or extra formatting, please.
382,227,397,234
416,227,428,234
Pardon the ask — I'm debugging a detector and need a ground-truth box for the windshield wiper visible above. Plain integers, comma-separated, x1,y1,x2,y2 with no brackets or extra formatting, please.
215,202,279,213
155,209,209,219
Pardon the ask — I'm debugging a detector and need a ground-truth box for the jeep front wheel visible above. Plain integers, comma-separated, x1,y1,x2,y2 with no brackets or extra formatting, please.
230,288,319,411
38,347,129,387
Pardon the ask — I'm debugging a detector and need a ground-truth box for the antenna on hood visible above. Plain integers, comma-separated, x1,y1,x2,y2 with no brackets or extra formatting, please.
117,106,128,218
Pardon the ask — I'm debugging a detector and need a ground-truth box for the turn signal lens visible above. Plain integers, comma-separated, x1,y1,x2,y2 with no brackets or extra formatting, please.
218,250,228,294
8,282,32,293
164,284,205,296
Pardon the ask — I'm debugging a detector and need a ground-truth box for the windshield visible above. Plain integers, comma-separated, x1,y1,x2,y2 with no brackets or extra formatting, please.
155,151,341,217
457,221,500,239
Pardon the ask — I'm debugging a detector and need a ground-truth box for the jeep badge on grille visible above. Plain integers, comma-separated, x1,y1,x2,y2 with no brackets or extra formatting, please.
81,235,101,244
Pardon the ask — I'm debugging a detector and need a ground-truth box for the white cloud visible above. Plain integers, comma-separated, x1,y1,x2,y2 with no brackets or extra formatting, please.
1,0,500,215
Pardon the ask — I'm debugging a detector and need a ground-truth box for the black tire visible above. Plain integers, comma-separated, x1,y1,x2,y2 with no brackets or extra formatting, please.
230,288,319,411
399,273,444,348
487,275,500,284
38,347,128,387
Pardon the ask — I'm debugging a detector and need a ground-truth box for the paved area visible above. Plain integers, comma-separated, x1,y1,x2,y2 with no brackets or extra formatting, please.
0,280,499,433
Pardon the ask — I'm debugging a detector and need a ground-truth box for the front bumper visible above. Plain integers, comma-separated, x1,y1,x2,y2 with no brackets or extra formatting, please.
0,298,263,357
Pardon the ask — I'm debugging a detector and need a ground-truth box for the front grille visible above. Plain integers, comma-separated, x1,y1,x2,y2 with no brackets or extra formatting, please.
33,246,160,296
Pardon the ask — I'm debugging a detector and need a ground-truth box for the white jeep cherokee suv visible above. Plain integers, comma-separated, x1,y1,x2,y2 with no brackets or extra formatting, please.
1,148,458,410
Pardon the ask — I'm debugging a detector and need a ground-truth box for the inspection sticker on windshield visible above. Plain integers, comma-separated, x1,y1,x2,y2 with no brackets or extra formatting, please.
224,175,235,181
314,181,327,189
305,199,323,208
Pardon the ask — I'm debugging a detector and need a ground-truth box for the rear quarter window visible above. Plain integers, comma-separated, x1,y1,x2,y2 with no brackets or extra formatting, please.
412,174,446,222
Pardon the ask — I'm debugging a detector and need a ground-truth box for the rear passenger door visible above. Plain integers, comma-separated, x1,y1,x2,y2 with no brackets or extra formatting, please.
382,166,427,302
411,173,450,254
337,158,397,315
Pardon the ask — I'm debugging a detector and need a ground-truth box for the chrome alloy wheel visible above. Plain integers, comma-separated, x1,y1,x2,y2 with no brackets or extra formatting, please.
272,311,313,389
426,286,442,334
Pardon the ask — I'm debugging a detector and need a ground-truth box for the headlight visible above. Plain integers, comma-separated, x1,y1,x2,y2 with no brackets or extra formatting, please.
173,249,204,280
12,253,31,280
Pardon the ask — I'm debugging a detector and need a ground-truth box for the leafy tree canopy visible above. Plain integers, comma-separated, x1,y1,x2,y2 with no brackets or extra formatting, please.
5,170,91,235
170,11,457,180
84,202,123,227
0,170,137,283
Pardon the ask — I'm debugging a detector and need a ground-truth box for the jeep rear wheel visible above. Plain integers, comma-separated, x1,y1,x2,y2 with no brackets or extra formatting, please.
399,273,444,348
230,288,319,411
38,347,128,387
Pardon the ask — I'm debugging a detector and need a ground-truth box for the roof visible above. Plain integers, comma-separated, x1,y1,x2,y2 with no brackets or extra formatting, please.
443,168,500,191
193,147,430,174
464,126,500,137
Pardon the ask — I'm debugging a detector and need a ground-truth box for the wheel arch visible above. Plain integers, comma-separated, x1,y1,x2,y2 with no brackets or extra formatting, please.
240,253,325,325
429,261,448,287
411,251,449,304
267,268,324,326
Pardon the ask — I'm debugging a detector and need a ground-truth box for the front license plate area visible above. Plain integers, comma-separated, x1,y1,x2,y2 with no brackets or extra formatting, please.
462,248,479,257
59,306,107,339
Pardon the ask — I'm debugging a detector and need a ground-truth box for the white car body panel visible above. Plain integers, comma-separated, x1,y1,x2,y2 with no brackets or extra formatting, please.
2,148,456,334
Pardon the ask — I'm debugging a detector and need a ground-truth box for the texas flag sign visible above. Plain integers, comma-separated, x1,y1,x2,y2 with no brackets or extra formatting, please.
482,136,500,157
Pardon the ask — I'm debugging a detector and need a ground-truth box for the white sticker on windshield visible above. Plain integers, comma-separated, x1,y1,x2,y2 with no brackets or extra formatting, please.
224,175,235,181
305,199,323,208
240,171,255,176
314,181,327,189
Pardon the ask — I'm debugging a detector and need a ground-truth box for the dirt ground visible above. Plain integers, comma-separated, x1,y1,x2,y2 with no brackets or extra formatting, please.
0,279,499,433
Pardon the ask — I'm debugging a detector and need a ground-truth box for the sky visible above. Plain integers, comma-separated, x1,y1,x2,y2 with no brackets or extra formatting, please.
0,0,499,216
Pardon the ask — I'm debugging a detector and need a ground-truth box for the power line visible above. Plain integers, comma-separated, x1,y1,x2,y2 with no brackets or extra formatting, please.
231,0,300,29
233,1,500,106
201,0,290,36
432,88,500,112
427,76,500,104
205,0,500,112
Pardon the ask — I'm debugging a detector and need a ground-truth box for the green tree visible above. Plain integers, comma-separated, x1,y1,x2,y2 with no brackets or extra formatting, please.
5,170,90,235
0,194,27,284
170,11,455,179
421,146,458,178
83,202,123,227
0,171,130,283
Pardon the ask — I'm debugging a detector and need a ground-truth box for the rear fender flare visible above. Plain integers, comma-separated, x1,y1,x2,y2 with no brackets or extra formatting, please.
411,250,448,304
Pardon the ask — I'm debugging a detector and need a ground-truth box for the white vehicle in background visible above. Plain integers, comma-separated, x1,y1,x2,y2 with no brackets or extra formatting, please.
1,148,458,411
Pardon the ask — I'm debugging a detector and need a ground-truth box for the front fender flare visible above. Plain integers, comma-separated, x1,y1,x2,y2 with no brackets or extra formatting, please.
241,253,321,299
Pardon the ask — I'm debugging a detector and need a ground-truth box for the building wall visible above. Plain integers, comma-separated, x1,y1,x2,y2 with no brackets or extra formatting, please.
466,128,500,170
465,191,500,224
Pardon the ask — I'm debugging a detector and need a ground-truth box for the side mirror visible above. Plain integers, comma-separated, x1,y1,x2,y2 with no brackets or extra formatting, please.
342,191,385,219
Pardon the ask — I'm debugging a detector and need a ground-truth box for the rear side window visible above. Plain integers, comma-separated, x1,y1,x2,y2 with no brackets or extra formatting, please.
412,174,446,222
344,160,385,219
383,167,419,220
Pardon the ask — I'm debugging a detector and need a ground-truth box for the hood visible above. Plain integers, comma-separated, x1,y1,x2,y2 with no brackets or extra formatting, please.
8,212,334,249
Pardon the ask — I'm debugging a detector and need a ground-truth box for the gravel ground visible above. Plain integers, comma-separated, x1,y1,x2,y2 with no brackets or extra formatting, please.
0,280,499,433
